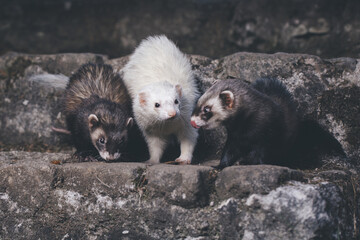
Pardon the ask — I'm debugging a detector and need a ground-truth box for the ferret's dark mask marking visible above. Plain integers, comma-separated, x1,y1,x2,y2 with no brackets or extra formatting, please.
201,108,213,121
96,137,106,150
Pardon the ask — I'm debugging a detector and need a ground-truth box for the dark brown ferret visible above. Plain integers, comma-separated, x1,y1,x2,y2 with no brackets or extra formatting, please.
191,78,346,169
63,63,134,161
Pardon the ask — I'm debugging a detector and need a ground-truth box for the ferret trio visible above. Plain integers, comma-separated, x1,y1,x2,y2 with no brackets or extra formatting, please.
61,35,345,169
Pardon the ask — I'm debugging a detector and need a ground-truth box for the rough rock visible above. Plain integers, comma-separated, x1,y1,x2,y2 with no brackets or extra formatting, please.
215,165,304,199
0,151,356,239
243,182,351,240
146,164,215,208
2,1,360,59
0,51,359,239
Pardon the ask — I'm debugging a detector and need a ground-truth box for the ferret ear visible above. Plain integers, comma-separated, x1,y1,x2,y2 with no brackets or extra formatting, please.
138,92,147,106
175,84,182,98
88,114,99,129
220,90,234,109
126,117,133,128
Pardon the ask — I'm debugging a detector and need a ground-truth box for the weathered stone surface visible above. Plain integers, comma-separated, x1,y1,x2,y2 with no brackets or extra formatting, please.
215,165,304,200
243,182,350,240
2,0,360,59
0,151,356,239
146,164,215,208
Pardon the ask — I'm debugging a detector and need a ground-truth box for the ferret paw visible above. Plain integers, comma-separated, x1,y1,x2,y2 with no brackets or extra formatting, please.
145,159,160,165
73,152,98,162
175,158,191,165
84,155,98,162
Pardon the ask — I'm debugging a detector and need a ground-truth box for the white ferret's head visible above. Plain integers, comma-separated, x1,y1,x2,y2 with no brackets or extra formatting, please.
135,82,182,122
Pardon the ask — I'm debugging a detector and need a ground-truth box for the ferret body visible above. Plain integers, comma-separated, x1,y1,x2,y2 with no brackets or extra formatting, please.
64,63,133,161
122,35,199,164
191,78,345,169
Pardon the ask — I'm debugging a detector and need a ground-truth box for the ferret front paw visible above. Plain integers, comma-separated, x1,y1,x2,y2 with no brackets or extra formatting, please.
73,152,98,162
175,158,191,165
145,159,160,165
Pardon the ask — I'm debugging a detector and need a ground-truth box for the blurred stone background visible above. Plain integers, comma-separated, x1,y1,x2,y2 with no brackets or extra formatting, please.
1,0,360,59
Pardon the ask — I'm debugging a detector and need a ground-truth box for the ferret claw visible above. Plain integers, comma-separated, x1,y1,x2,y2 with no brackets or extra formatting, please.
175,158,191,165
164,161,179,165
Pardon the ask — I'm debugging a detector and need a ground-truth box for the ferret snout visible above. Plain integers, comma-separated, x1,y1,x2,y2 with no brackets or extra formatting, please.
190,116,203,129
168,110,177,119
190,120,199,129
100,151,121,161
100,151,110,160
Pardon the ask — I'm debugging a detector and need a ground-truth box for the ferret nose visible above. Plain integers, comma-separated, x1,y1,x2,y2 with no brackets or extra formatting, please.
168,110,177,119
191,120,199,129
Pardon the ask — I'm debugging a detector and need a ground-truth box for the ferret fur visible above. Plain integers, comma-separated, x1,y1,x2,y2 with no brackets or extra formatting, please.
191,78,345,169
122,35,199,164
64,63,133,161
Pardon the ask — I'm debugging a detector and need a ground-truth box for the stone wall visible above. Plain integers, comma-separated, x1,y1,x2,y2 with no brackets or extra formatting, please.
1,0,360,59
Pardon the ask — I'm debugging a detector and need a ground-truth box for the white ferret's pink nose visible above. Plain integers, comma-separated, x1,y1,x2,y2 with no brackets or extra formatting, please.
168,110,177,118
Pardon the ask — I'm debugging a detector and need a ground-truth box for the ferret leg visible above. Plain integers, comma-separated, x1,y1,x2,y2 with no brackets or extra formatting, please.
73,150,98,162
175,127,198,164
145,135,166,164
218,150,237,169
246,146,265,165
218,140,244,169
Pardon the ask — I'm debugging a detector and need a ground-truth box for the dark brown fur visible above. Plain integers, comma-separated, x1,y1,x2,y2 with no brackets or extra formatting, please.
192,78,345,169
64,63,131,115
63,63,134,161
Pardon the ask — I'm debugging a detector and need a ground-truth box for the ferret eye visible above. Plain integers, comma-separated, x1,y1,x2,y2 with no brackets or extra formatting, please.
203,106,211,113
155,103,160,108
174,99,179,104
98,137,105,144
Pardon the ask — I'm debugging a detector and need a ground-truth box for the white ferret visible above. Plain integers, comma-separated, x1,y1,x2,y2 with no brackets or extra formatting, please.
122,35,199,164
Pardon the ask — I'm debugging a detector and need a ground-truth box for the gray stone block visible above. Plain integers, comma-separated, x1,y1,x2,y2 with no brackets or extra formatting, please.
215,165,304,199
146,164,214,208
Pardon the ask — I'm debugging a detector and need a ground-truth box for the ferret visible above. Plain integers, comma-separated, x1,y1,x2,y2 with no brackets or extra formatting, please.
191,78,346,169
63,63,134,161
121,35,199,164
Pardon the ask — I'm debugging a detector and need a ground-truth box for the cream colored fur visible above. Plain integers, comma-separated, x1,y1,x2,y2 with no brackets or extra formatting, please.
122,35,199,164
